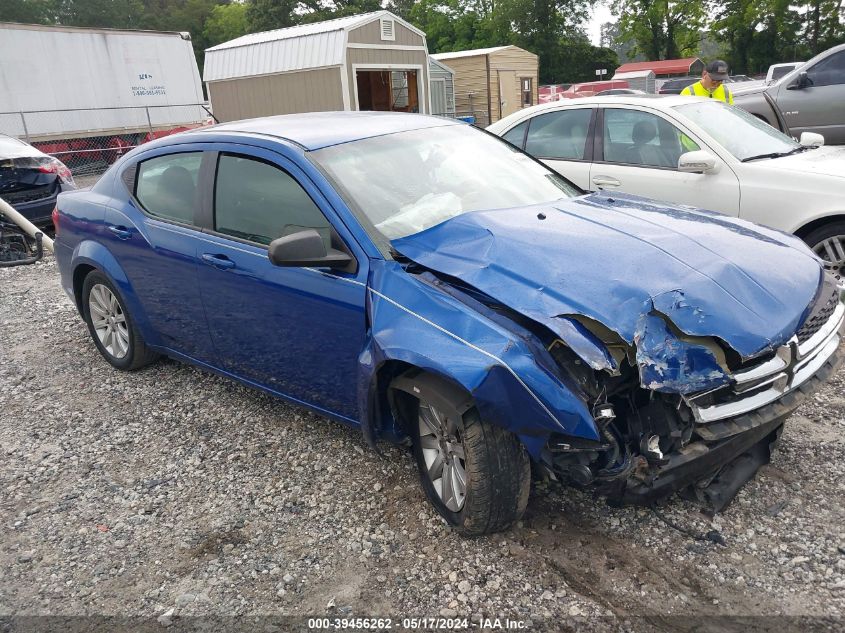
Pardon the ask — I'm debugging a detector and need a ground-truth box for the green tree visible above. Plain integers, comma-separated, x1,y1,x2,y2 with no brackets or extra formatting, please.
405,0,501,53
203,1,248,46
0,0,54,23
611,0,706,60
49,0,146,28
797,0,845,55
246,0,298,32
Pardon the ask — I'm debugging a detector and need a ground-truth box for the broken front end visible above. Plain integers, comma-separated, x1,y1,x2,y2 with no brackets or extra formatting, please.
542,279,845,512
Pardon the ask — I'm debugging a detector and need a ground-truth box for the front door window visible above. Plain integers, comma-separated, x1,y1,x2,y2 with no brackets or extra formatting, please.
602,109,698,168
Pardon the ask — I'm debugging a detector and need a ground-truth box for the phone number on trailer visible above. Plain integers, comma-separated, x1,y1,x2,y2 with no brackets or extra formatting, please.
308,618,471,629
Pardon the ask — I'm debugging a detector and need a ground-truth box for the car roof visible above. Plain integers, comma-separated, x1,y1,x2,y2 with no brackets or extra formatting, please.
190,111,463,151
511,94,690,113
488,94,705,131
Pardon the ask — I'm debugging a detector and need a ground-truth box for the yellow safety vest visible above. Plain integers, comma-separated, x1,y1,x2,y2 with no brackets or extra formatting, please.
680,81,734,105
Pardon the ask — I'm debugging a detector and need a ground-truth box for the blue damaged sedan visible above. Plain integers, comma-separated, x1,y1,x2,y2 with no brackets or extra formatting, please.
54,113,844,535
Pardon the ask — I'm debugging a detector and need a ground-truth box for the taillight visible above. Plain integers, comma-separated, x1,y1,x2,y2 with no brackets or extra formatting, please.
51,205,59,236
55,162,75,186
37,157,75,186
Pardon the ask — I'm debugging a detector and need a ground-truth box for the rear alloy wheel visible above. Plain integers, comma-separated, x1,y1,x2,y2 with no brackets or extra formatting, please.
399,373,531,536
88,283,130,359
82,271,159,371
804,221,845,283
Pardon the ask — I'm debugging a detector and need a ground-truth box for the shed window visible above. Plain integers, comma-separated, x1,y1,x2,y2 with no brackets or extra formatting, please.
380,18,395,41
521,78,533,107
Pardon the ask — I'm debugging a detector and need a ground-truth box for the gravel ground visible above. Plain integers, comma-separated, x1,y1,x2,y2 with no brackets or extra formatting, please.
1,257,844,632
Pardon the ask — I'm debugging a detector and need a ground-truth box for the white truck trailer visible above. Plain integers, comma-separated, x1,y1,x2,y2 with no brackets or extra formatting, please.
0,22,207,142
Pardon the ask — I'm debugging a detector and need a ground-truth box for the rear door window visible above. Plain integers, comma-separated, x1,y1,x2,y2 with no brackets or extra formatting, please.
214,154,331,247
524,108,592,160
135,153,203,224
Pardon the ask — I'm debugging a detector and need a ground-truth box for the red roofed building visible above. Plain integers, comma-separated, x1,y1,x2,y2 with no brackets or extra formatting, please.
614,58,704,78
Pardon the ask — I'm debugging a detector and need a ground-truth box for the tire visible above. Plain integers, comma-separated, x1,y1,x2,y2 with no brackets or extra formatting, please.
81,270,159,371
396,373,531,536
803,221,845,283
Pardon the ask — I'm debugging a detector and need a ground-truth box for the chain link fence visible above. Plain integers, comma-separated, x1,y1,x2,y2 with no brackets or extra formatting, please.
0,104,211,187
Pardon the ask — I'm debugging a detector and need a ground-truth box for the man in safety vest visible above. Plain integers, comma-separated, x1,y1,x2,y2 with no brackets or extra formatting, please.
680,60,734,104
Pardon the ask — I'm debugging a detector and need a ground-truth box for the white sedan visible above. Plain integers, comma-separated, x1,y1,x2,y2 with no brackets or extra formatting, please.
488,95,845,282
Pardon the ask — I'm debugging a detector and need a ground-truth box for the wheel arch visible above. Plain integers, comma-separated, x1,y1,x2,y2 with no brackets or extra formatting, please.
70,240,159,348
370,361,555,461
793,213,845,242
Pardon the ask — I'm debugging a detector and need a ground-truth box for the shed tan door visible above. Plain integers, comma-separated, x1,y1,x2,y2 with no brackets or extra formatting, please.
498,70,519,119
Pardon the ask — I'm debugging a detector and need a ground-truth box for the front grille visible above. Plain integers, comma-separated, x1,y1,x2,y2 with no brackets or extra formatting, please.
685,298,844,423
796,283,840,344
2,183,56,205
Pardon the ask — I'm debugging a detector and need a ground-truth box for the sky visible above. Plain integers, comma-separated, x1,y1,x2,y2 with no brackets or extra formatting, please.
587,3,614,46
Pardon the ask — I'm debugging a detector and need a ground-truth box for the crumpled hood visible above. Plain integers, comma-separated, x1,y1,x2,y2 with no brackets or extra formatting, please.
392,192,822,367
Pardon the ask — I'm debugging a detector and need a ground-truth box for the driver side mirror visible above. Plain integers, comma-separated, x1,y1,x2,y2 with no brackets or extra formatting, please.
268,229,353,270
799,132,824,147
677,150,717,174
787,71,811,90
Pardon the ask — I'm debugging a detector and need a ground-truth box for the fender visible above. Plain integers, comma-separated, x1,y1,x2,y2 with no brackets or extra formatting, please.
356,260,600,460
70,239,162,348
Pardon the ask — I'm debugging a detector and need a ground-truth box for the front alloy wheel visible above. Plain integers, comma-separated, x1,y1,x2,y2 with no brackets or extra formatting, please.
418,402,467,512
397,372,531,536
813,236,845,283
804,221,845,285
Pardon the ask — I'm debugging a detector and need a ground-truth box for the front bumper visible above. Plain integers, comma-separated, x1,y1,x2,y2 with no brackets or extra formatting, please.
617,328,844,508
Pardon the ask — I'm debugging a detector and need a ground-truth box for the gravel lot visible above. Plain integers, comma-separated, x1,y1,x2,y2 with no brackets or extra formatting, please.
1,257,844,631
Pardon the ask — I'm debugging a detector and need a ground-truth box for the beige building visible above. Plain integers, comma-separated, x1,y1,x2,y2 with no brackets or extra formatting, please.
432,45,539,126
203,11,431,122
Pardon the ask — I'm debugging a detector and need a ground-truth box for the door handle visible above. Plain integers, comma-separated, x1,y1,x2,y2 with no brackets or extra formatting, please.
107,225,131,240
201,253,236,270
592,175,621,188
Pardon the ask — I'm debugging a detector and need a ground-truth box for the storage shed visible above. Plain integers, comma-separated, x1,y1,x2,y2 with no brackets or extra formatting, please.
428,57,455,117
614,58,704,79
611,70,656,93
203,11,430,122
431,46,539,126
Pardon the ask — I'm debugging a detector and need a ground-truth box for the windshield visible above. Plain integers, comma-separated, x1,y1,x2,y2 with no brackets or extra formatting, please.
674,100,800,161
309,124,578,249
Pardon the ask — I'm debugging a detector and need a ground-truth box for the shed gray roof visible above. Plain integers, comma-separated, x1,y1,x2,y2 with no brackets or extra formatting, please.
204,10,425,82
428,57,454,75
612,70,656,79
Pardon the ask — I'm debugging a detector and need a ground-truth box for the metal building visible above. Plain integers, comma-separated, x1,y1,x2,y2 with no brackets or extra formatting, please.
431,46,539,126
611,70,657,93
614,58,704,80
428,57,455,118
203,11,430,122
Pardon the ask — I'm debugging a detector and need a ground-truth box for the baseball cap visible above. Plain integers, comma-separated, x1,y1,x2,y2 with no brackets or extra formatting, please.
705,60,730,81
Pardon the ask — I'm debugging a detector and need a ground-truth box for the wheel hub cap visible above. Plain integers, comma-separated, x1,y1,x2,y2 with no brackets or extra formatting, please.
88,284,130,359
419,403,467,512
